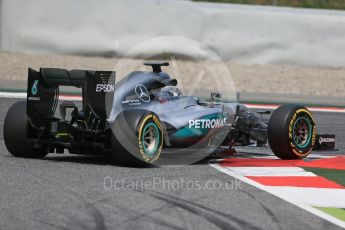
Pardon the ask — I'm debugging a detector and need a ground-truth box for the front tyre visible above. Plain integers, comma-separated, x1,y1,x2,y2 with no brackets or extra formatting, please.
3,101,48,158
268,105,316,159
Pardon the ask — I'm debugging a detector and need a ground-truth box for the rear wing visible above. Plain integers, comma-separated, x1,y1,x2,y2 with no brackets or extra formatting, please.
27,68,115,129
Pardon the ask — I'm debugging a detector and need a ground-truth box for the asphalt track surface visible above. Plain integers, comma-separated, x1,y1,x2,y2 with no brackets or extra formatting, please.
0,98,344,230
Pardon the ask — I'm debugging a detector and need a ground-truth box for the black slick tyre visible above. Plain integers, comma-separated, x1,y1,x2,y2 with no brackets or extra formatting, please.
268,105,316,159
3,101,48,158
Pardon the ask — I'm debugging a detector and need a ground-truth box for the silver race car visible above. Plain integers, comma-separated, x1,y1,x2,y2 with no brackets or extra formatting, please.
4,62,333,166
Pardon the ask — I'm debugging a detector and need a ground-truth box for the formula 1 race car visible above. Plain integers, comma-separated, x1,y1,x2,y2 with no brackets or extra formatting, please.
3,62,334,166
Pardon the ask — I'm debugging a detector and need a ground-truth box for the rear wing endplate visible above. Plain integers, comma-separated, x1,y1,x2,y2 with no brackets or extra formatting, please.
27,68,115,129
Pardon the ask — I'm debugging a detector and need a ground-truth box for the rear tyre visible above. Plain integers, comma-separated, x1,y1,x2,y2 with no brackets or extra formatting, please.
111,110,163,166
268,105,316,159
3,101,48,158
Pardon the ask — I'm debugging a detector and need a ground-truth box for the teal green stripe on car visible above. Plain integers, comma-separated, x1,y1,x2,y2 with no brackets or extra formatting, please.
172,113,222,138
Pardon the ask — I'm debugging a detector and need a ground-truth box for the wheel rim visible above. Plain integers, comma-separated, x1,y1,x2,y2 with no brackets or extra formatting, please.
292,117,312,149
142,123,160,156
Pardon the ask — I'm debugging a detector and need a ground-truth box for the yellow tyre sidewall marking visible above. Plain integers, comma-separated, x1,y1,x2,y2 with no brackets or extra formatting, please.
138,114,163,164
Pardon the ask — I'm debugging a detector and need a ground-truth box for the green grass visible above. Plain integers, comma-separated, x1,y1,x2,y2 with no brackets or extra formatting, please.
303,168,345,187
193,0,345,10
314,207,345,222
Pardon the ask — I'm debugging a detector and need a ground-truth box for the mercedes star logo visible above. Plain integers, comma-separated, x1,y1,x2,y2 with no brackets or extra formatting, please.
135,84,150,102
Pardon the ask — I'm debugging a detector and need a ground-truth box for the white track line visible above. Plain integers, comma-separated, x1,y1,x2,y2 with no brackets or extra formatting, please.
0,92,27,99
268,187,345,208
0,92,81,101
211,164,345,229
244,103,345,113
226,167,317,177
1,91,344,113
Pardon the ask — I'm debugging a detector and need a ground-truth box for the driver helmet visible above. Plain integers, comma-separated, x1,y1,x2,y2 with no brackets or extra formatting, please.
159,86,183,98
